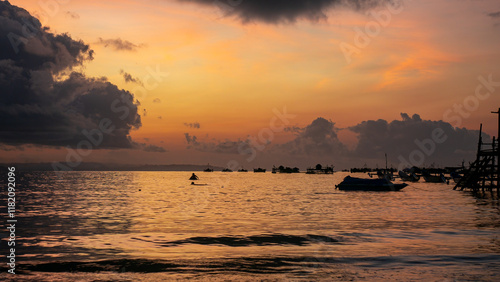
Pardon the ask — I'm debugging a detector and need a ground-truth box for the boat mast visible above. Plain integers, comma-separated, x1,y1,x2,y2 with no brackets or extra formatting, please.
385,153,388,171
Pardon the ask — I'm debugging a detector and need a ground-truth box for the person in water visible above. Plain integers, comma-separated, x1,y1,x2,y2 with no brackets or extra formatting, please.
189,173,199,180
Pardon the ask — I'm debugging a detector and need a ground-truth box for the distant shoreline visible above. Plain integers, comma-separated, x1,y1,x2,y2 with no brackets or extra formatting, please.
0,163,225,172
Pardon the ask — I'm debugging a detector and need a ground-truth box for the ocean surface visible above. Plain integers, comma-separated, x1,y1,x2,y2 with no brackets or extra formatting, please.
1,171,500,281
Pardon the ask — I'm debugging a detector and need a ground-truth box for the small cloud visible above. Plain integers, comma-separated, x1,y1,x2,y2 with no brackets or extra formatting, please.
153,98,161,103
120,69,143,85
66,11,80,19
158,116,163,120
143,144,167,153
134,142,167,153
488,11,500,18
143,109,147,117
95,37,145,52
184,122,201,129
184,133,198,145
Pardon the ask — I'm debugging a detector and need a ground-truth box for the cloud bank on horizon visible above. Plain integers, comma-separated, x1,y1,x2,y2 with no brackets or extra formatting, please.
0,1,150,149
178,0,390,23
184,114,488,167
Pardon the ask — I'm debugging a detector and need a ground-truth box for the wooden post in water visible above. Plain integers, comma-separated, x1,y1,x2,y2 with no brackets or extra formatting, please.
477,124,483,161
493,109,500,193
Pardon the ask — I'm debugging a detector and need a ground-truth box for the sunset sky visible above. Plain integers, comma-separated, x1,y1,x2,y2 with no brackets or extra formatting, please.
1,0,500,169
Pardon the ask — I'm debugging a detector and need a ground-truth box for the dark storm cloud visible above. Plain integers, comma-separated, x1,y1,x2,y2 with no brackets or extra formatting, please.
120,69,143,85
95,37,145,51
277,117,347,155
179,0,389,23
349,113,488,166
184,122,201,129
488,11,500,18
0,1,142,148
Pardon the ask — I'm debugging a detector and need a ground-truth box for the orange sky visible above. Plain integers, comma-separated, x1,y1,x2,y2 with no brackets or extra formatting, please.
3,0,500,168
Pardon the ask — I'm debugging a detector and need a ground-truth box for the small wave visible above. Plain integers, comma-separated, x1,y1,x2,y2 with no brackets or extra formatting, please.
131,234,341,247
161,234,341,247
12,254,500,274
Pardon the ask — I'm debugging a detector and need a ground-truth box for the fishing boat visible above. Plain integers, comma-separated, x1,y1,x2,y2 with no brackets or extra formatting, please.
222,168,233,172
336,176,408,191
398,170,420,182
253,168,266,173
238,168,248,172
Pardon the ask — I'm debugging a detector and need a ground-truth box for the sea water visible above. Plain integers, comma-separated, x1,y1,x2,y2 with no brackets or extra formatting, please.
0,171,499,281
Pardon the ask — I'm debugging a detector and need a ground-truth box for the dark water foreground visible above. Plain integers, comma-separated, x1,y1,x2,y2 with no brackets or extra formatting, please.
1,171,499,281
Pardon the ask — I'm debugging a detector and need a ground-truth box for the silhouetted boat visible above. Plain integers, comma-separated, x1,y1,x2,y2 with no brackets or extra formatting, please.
422,170,447,183
335,176,407,191
203,163,213,172
398,170,420,182
374,169,394,181
253,168,266,173
306,164,334,174
238,168,248,172
222,168,233,172
370,154,394,181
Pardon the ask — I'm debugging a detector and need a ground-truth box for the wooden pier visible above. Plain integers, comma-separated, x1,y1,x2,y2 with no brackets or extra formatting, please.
454,109,500,195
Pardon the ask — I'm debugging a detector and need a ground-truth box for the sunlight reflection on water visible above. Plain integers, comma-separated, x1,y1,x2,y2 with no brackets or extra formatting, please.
1,171,499,280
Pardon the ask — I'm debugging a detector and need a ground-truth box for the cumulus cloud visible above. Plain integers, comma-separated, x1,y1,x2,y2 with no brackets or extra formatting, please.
0,1,142,149
179,0,389,23
181,114,486,168
95,37,145,51
349,113,488,166
270,114,487,167
120,69,143,85
184,122,200,129
277,117,347,156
